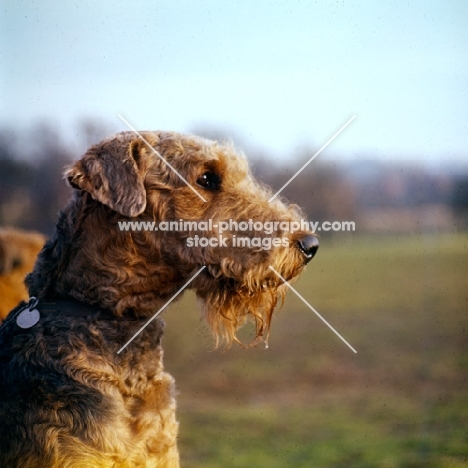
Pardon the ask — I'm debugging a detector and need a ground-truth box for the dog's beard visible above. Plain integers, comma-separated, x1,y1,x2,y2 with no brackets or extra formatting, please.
197,279,288,349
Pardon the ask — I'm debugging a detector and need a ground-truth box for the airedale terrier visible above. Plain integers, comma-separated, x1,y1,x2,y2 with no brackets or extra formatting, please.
0,131,318,467
0,228,45,321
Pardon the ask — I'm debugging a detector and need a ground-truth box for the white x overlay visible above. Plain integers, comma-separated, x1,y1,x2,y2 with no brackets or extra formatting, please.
116,114,357,354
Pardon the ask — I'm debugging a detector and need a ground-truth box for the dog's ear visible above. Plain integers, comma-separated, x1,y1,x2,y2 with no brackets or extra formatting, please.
65,138,149,217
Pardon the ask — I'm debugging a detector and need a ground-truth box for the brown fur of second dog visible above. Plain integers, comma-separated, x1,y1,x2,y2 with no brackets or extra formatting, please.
0,228,45,321
0,131,318,467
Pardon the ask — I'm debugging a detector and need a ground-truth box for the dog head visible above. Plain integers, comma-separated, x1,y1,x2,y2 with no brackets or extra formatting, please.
63,131,318,347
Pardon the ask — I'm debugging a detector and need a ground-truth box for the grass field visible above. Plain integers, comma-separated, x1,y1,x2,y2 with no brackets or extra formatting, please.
162,233,468,467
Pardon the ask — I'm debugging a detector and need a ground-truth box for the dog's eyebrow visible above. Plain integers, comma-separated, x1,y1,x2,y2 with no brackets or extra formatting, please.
118,114,208,203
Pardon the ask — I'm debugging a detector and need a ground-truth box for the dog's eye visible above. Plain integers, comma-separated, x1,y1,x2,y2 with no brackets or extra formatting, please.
197,171,221,190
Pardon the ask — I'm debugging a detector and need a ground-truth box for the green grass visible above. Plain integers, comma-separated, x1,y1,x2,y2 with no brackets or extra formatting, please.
162,233,468,467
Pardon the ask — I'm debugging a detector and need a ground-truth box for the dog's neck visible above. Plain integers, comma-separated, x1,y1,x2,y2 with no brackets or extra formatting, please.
26,195,189,317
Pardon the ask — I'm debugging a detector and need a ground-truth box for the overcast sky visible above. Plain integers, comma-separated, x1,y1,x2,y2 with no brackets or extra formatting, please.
1,1,467,164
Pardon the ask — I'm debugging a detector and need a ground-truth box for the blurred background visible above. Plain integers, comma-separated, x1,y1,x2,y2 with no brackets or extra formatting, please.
1,1,467,466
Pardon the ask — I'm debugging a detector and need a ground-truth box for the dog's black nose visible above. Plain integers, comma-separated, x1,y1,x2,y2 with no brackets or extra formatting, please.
297,235,319,263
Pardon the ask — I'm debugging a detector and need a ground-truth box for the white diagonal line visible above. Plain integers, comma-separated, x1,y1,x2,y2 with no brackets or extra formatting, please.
269,266,357,353
118,114,207,203
117,265,206,354
268,115,356,202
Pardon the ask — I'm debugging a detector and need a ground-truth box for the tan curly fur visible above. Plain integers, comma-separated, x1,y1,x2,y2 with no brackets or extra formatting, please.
0,131,318,467
0,228,45,321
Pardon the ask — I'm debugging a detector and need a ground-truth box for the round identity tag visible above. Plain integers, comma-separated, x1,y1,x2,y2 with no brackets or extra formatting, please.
16,297,41,329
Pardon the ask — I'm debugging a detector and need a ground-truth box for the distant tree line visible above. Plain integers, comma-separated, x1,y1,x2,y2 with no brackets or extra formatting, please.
0,122,466,235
